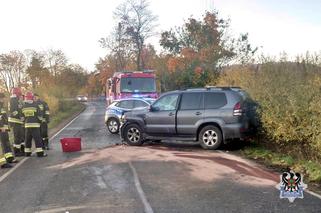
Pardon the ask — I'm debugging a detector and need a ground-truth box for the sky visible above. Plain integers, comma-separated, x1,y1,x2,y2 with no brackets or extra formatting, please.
0,0,321,71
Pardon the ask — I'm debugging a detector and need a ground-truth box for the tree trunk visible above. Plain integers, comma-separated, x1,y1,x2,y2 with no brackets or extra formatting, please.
136,48,142,71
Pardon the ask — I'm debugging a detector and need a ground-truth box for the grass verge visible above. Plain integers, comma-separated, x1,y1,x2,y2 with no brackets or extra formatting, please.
240,142,321,193
48,101,85,129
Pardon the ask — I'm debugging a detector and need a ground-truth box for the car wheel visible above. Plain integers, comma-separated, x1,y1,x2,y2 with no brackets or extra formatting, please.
107,118,120,134
199,125,222,150
124,124,144,146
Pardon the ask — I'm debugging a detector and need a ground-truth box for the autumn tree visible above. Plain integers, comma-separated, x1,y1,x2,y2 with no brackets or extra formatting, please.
159,11,257,90
26,55,50,89
113,0,158,70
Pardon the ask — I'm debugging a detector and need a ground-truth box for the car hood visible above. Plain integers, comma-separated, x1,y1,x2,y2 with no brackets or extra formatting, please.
125,107,148,117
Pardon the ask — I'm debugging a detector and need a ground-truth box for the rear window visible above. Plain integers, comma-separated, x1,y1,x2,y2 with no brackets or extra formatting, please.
117,100,134,109
204,92,227,109
180,93,203,110
134,100,149,108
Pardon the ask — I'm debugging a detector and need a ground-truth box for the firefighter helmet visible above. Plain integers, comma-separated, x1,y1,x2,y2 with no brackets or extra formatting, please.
25,92,34,101
11,87,22,97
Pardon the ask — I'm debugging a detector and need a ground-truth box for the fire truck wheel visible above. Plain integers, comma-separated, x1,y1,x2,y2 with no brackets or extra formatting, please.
107,118,120,134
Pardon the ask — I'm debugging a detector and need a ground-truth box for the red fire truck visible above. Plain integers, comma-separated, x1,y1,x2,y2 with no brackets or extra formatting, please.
106,70,158,105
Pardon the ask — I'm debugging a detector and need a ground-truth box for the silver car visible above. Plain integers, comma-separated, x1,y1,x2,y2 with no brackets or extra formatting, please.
105,98,155,134
77,95,88,102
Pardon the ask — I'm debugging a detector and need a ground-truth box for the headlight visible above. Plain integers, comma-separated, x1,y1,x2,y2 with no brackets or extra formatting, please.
120,114,126,123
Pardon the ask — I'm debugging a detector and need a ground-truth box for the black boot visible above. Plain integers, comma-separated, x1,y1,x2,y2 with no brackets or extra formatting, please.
25,152,31,157
20,144,25,155
1,163,13,169
37,152,47,157
13,147,23,157
43,140,50,150
10,159,19,163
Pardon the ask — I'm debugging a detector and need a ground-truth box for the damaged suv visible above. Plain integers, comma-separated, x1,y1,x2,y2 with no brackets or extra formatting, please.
120,87,259,150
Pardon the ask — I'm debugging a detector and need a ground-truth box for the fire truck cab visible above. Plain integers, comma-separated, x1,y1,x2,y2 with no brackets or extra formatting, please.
106,70,158,105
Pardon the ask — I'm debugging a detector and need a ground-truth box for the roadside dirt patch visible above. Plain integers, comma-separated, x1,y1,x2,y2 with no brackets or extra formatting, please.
50,145,279,186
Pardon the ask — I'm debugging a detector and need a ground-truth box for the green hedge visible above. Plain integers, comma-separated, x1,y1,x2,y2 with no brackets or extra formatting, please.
218,61,321,161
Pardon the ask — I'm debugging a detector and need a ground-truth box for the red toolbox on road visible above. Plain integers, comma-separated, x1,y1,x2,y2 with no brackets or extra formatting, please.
60,138,82,152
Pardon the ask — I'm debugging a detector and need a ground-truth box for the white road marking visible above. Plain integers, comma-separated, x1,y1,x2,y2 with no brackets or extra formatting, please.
129,161,154,213
0,111,83,184
0,158,28,183
306,189,321,200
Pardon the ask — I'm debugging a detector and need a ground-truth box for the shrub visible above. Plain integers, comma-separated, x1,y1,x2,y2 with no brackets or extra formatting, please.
217,59,321,161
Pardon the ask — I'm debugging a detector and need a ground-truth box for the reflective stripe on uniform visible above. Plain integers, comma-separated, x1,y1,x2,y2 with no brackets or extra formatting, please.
35,148,43,153
22,107,37,117
0,157,7,165
25,123,40,128
22,107,37,112
0,109,6,113
24,148,32,153
0,125,9,131
45,111,50,115
8,117,23,124
13,144,21,149
4,152,13,159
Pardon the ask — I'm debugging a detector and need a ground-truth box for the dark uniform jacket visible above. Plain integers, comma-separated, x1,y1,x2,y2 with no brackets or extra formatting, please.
21,101,43,128
0,106,9,132
8,96,23,124
35,100,50,123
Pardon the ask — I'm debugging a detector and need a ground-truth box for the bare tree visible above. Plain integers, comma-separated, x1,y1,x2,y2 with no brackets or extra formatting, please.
0,51,27,93
44,49,68,78
114,0,158,70
100,23,133,71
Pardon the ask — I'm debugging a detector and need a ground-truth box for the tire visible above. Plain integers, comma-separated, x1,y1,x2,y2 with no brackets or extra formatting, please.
107,118,120,134
199,125,222,150
124,123,144,146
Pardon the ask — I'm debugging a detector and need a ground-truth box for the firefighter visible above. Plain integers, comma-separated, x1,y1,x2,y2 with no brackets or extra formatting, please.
22,92,47,157
8,87,24,156
0,92,18,164
34,93,50,150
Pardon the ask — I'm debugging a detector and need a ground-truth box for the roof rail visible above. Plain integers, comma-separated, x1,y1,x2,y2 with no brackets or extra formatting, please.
204,86,242,90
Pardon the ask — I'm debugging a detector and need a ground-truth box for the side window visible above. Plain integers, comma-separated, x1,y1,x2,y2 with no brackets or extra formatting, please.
118,100,134,109
180,93,203,110
204,92,227,109
134,100,148,108
153,94,179,111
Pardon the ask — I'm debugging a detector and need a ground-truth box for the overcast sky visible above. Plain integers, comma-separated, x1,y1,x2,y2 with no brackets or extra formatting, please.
1,0,321,71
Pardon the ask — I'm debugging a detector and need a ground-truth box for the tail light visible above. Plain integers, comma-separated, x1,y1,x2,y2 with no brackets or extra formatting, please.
233,102,243,116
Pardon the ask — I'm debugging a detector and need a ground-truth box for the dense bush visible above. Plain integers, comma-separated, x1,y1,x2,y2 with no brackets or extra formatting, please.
218,58,321,161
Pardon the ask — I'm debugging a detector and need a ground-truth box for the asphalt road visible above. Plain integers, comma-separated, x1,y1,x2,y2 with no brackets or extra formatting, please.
0,101,320,213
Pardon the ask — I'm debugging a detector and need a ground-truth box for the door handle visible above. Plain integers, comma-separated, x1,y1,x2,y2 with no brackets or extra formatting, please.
168,112,174,116
195,112,202,115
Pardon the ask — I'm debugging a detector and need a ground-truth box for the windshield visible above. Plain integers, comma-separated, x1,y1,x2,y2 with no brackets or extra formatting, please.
120,77,156,93
145,99,155,104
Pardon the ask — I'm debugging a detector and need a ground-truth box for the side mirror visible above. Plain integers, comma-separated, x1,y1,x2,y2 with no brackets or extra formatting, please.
150,105,160,112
